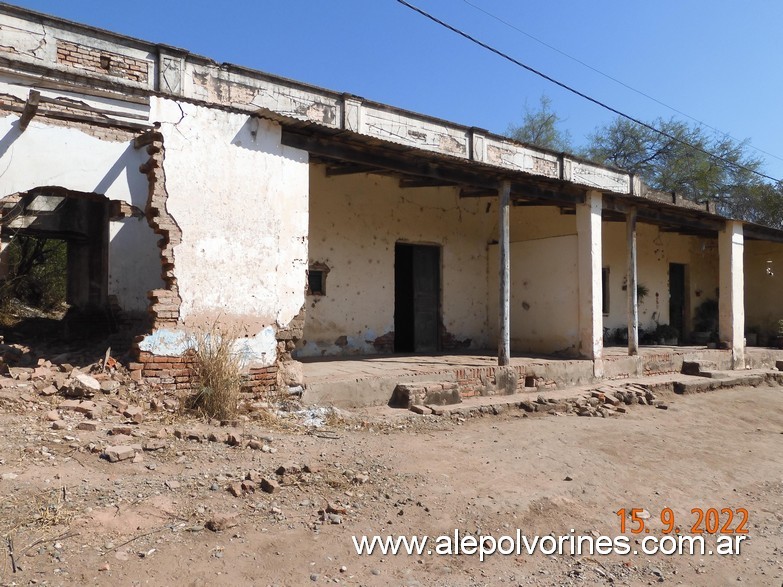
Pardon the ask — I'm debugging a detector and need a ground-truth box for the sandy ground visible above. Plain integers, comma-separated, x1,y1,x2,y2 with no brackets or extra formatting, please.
1,383,782,587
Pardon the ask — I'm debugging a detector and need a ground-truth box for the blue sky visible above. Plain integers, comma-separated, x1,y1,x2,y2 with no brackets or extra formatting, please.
7,0,783,181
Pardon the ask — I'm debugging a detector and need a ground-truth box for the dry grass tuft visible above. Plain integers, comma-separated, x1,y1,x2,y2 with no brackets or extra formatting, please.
188,325,243,421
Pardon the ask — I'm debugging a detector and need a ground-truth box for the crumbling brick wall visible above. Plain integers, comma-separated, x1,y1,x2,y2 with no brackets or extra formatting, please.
56,40,149,84
130,129,296,396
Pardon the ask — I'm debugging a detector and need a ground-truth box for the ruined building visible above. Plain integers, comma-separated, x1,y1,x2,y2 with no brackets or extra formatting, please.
2,5,782,405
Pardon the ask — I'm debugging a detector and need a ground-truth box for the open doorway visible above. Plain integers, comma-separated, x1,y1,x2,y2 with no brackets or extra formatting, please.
1,188,112,342
669,263,688,343
394,243,440,353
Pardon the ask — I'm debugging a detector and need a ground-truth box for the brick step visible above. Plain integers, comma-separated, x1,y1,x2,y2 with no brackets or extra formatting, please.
389,381,461,409
681,360,719,376
673,372,771,394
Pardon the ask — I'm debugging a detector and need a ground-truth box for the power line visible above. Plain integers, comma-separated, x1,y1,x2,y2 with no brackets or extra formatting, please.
461,0,783,165
395,0,782,185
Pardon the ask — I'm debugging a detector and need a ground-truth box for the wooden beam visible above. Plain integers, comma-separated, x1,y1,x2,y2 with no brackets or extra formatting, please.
325,163,384,177
603,196,724,232
282,130,504,191
399,177,457,188
509,183,585,206
743,225,783,244
498,180,511,367
18,90,40,132
460,187,497,198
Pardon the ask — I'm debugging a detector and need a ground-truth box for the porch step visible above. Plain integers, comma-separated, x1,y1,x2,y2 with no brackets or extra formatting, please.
390,381,461,409
681,360,719,377
673,371,772,394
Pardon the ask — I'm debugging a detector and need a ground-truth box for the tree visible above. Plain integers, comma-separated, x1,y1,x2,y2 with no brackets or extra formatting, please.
506,95,572,152
582,116,783,227
0,235,67,311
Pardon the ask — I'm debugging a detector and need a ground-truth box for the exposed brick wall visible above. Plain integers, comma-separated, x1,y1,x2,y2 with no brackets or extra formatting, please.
129,132,295,396
441,325,472,351
0,93,136,142
135,130,183,327
56,40,149,84
454,365,528,398
373,331,394,353
131,352,278,395
246,366,278,394
134,352,193,392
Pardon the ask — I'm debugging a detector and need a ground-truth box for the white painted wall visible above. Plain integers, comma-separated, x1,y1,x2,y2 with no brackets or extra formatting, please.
0,99,162,312
488,235,580,355
299,167,494,356
602,222,719,338
744,240,783,339
148,98,308,362
108,217,165,311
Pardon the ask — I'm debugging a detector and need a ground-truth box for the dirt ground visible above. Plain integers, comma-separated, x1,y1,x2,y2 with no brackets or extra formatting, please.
1,379,782,587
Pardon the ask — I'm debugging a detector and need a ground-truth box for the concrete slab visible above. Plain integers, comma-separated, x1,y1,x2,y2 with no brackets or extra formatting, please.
300,346,783,408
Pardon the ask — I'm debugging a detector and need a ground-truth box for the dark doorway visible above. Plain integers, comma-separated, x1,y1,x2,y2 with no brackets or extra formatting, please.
394,243,440,353
669,263,687,342
1,188,113,343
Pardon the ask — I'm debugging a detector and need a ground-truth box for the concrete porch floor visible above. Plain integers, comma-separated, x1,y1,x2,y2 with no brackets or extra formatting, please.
299,346,783,407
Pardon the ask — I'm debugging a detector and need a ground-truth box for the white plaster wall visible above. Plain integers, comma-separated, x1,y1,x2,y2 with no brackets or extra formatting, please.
488,235,580,355
109,217,165,311
601,222,719,337
298,168,494,356
151,98,309,336
0,105,163,312
509,206,576,242
744,240,783,339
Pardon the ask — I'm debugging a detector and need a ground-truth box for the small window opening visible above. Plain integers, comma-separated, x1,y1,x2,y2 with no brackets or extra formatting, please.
307,262,329,296
602,267,610,315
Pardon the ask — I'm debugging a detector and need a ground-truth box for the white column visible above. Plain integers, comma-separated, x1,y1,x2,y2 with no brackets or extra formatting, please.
577,190,603,375
719,221,745,369
626,207,639,355
498,180,511,367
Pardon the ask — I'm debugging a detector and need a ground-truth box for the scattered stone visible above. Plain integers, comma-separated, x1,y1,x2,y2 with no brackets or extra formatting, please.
165,480,181,490
275,463,301,476
45,410,60,422
70,373,101,397
104,445,136,463
76,422,97,431
142,439,167,451
51,420,67,430
260,478,279,494
39,385,58,396
108,397,129,412
100,380,120,393
410,404,431,415
208,432,228,443
206,513,238,532
123,406,144,424
656,404,669,410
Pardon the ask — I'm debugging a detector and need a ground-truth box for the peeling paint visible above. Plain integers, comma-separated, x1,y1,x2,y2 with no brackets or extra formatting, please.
139,326,278,367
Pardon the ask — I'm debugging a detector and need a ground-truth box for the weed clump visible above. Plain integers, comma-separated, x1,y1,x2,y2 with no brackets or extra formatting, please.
189,326,243,420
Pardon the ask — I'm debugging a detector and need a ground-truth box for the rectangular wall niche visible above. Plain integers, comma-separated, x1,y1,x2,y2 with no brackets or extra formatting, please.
307,262,330,296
